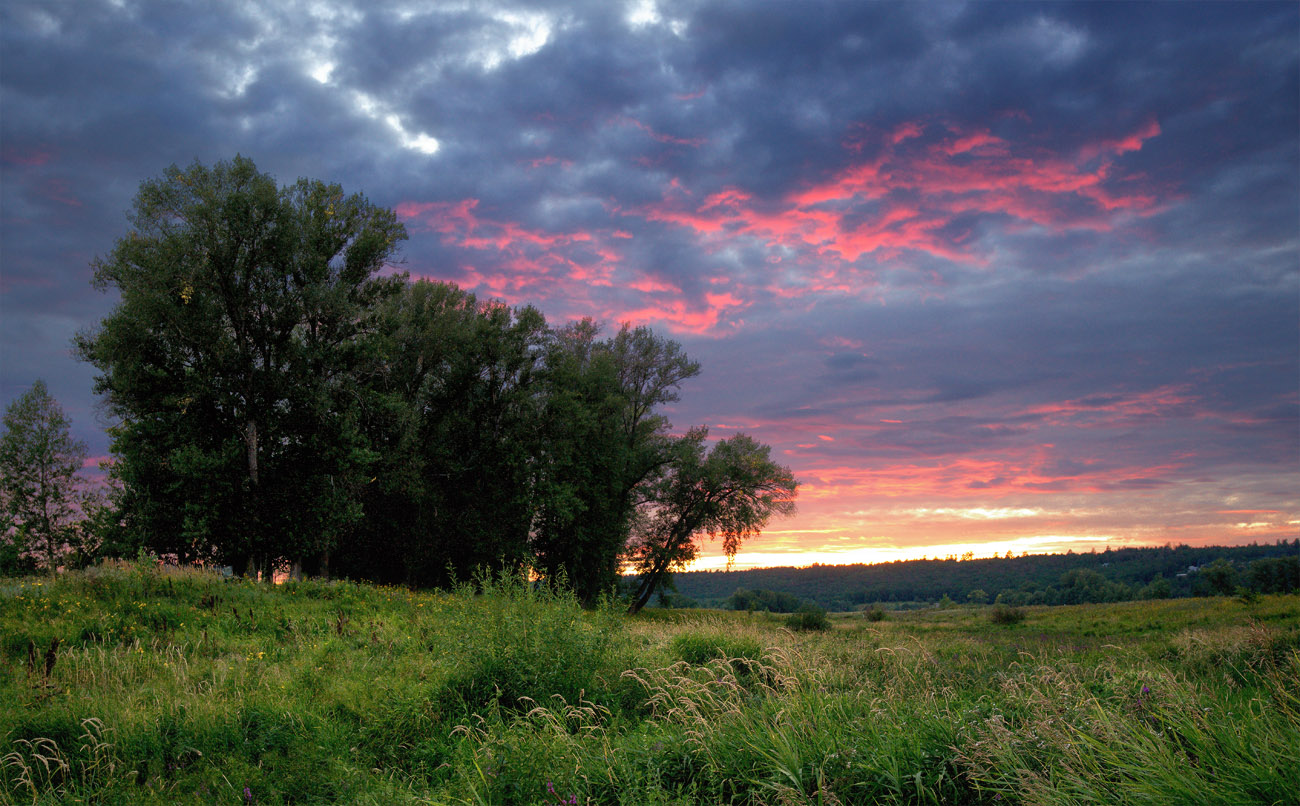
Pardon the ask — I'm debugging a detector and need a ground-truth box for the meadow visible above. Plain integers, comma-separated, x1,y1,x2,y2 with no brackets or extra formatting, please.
2,560,1297,805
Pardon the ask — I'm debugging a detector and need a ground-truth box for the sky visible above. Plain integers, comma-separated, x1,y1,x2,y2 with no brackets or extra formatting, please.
2,0,1297,570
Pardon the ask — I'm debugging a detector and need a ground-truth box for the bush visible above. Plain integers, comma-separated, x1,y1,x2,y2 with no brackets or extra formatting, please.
784,604,830,631
864,606,887,622
671,631,765,665
989,603,1026,625
433,571,619,716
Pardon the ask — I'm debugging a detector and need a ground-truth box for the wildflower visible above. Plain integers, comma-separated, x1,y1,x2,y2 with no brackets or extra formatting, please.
244,785,253,803
1141,685,1150,695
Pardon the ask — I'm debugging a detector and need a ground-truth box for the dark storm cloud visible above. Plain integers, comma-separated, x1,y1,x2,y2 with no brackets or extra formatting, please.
1,0,1296,552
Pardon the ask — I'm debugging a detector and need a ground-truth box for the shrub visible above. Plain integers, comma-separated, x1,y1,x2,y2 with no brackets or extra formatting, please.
864,606,887,622
784,604,830,631
989,603,1026,625
671,631,765,665
433,571,619,716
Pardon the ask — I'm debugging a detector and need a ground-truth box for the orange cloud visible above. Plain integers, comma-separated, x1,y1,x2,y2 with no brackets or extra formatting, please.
1023,385,1198,427
797,454,1184,501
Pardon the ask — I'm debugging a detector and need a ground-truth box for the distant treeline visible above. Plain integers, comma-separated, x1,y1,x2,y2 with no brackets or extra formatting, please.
662,541,1300,611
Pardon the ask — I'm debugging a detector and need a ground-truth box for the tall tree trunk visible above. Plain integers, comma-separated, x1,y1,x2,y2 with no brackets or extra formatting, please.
244,419,262,580
629,554,673,614
245,420,259,486
42,486,56,575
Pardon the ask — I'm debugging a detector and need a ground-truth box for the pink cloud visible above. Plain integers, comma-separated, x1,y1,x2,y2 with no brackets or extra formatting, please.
820,336,866,350
37,177,83,208
942,129,1006,156
1080,117,1162,161
401,117,1165,335
1024,385,1198,427
797,452,1185,501
3,147,54,167
525,155,574,170
615,116,707,147
642,117,1163,275
890,121,924,145
610,299,731,334
627,275,681,294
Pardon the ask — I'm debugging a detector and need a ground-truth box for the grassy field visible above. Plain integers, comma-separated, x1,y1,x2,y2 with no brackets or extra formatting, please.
2,561,1298,805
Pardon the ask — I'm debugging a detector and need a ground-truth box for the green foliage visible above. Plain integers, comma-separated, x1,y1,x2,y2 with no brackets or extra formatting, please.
988,603,1026,624
0,380,91,573
1247,555,1300,593
531,321,701,605
76,156,407,574
433,572,620,716
670,631,765,666
73,161,783,597
1200,558,1239,596
784,604,829,631
70,158,801,607
2,565,1299,804
627,431,798,612
337,283,550,586
864,606,887,622
1139,572,1173,599
727,587,804,613
668,540,1300,610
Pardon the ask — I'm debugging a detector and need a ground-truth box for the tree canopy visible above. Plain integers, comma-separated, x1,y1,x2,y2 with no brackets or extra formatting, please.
0,380,90,573
76,156,407,575
626,429,798,613
64,156,798,599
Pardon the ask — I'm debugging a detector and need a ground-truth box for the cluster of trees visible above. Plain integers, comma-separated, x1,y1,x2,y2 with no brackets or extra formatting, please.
670,542,1300,611
0,157,799,610
727,588,807,613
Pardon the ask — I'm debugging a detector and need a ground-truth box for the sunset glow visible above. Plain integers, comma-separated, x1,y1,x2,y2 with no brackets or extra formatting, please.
2,1,1296,570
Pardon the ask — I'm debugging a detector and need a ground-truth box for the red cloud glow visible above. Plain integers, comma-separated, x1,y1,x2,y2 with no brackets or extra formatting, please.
644,118,1163,272
615,116,707,147
398,117,1165,336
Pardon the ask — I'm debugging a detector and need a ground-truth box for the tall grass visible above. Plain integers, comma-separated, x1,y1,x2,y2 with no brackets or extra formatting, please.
2,560,1298,804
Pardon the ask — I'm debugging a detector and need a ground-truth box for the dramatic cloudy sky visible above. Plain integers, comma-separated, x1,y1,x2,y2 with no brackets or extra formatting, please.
3,1,1297,568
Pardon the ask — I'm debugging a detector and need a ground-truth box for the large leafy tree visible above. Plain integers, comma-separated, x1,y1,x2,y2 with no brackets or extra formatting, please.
0,380,89,573
626,429,798,613
337,280,479,584
531,322,700,603
76,156,406,575
406,296,548,585
337,280,548,587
